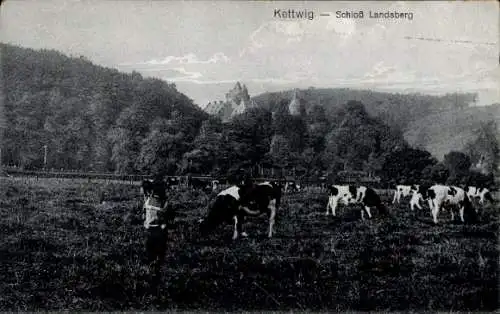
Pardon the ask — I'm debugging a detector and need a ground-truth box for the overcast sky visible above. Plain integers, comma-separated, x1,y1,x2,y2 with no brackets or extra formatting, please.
1,0,498,107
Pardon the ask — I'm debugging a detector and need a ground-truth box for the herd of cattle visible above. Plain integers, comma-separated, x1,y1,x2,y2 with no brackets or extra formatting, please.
141,178,495,238
160,176,302,194
139,177,495,279
391,184,494,224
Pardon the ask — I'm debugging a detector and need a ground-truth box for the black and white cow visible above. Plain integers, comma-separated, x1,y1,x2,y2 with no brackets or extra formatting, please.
404,184,434,212
409,189,424,211
199,181,281,239
424,185,474,224
466,186,494,205
140,179,175,280
326,185,388,220
284,181,301,193
392,185,419,203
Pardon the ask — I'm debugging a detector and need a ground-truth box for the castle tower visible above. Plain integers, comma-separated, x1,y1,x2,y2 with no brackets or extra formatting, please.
289,89,303,116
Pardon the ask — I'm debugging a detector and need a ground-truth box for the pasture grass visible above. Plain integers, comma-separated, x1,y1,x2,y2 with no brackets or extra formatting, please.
0,178,498,311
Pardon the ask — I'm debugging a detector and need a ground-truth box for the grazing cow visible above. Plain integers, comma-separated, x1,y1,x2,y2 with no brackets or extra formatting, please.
140,179,175,281
466,186,494,205
326,185,388,220
392,185,419,204
424,185,474,224
409,190,424,211
284,181,301,193
199,181,281,239
326,185,355,217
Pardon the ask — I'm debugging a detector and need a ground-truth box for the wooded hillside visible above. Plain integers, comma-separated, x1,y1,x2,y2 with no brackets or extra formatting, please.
1,43,207,173
1,43,497,184
252,88,499,162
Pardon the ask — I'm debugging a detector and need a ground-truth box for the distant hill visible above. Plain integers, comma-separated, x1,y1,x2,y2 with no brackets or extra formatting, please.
404,104,500,160
251,87,498,161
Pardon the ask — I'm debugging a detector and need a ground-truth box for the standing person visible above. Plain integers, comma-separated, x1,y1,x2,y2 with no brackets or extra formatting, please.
141,177,175,287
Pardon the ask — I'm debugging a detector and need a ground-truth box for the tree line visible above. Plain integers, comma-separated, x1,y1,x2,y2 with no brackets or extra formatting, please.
1,43,497,188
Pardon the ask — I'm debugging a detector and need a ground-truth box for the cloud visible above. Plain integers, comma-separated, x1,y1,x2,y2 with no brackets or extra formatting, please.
239,16,358,56
177,78,239,85
249,77,300,84
363,61,397,80
239,22,275,56
170,77,299,85
162,67,202,81
354,66,499,101
119,52,232,83
121,52,230,66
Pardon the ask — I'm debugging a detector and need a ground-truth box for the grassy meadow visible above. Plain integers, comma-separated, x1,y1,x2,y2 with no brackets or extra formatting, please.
0,177,498,311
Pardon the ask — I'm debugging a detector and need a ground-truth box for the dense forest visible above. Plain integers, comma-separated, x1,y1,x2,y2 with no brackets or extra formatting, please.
1,43,207,173
1,43,498,187
253,88,478,132
252,88,500,161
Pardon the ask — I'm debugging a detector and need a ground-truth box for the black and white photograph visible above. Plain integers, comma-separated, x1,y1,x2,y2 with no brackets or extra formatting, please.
0,0,499,311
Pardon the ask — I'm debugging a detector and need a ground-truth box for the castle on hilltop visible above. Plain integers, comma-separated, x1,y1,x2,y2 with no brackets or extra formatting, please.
204,82,255,122
204,83,306,121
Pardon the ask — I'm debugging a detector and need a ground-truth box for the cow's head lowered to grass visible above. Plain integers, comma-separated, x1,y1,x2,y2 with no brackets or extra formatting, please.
326,184,389,220
199,182,281,240
199,187,241,236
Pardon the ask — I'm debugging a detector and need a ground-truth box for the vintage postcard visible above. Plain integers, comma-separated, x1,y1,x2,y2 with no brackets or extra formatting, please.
0,0,498,311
